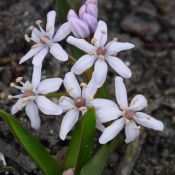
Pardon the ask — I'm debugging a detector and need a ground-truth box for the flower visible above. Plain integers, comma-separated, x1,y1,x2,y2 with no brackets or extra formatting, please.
95,76,164,144
8,66,63,129
67,20,135,88
19,10,71,66
59,72,104,140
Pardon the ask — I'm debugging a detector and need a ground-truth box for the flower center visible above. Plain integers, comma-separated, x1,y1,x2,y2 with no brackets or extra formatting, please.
124,110,134,120
40,35,51,45
97,47,106,56
74,97,86,108
22,90,35,98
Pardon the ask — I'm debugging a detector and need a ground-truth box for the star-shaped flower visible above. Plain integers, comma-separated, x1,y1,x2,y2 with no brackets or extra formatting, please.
95,76,164,144
9,66,63,129
59,72,104,140
20,10,71,66
67,20,135,88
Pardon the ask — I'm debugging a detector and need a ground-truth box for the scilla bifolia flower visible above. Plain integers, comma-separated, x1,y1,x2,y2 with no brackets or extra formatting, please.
8,66,63,129
67,21,134,88
20,10,71,66
98,76,164,144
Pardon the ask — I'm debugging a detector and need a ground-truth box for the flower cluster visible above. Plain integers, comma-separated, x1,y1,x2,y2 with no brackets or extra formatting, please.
9,0,164,144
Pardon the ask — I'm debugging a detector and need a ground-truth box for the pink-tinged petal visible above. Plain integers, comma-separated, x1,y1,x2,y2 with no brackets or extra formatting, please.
37,78,62,94
19,46,44,64
99,117,125,144
79,5,86,19
106,41,135,55
46,10,56,37
129,95,147,111
32,65,42,89
71,54,96,75
11,99,27,114
115,76,128,109
53,22,71,42
25,101,40,130
63,72,81,98
134,112,164,131
106,56,132,79
50,43,68,61
31,28,41,43
67,36,95,53
125,120,140,143
93,20,107,48
35,96,62,115
92,60,108,88
59,109,79,140
59,97,74,112
96,121,105,132
96,107,122,123
32,47,49,66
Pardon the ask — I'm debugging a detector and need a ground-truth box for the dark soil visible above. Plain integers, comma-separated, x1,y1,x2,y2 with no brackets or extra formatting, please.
0,0,175,175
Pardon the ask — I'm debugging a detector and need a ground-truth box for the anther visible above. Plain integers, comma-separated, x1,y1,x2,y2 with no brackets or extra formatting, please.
10,83,15,87
8,95,13,99
113,38,118,42
67,87,74,92
16,77,23,83
80,83,87,88
36,20,42,25
60,96,66,101
29,26,35,30
98,55,105,60
24,34,30,43
91,38,97,44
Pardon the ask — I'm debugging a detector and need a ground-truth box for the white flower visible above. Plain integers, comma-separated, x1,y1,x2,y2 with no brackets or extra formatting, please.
9,66,63,129
19,10,71,66
59,72,104,140
95,76,164,144
67,20,134,88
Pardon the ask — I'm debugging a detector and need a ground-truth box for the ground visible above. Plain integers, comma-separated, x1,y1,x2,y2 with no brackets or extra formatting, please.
0,0,175,175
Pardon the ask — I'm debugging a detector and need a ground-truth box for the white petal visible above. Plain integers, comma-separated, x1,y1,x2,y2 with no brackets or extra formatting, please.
96,107,122,123
35,96,62,115
99,117,125,144
67,36,95,53
37,78,62,94
93,20,107,48
106,41,135,55
96,121,105,132
106,56,132,79
115,76,128,109
59,109,79,140
53,22,71,42
32,65,42,89
46,10,56,37
90,98,117,109
25,102,41,130
32,47,49,66
59,97,74,112
129,95,148,111
71,54,96,75
31,28,41,43
19,46,43,64
50,43,68,61
134,112,164,131
11,99,27,114
63,72,81,98
125,120,140,143
92,60,108,88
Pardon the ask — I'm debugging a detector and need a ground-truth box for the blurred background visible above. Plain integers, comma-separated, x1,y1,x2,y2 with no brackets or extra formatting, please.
0,0,175,174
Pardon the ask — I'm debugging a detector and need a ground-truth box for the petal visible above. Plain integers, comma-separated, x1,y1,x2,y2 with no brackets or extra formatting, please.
32,47,49,66
125,120,140,143
96,107,122,123
129,95,148,111
46,10,56,37
99,117,125,144
35,96,62,115
19,46,43,64
96,121,105,132
92,60,108,88
37,78,62,94
11,99,27,114
25,102,41,130
106,41,135,55
59,97,74,112
53,22,71,42
86,3,98,17
59,109,79,140
134,112,164,131
31,28,41,43
50,43,68,61
93,20,107,48
63,72,81,98
71,54,96,75
32,65,42,89
67,36,95,53
106,56,132,79
115,76,128,109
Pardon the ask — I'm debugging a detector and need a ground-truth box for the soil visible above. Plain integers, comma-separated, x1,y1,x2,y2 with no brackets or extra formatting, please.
0,0,175,175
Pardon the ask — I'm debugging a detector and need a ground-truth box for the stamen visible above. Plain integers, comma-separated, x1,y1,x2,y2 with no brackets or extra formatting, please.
36,20,42,25
29,26,35,31
46,26,52,32
24,34,30,42
91,38,97,45
68,105,75,111
32,44,40,49
60,96,66,102
40,36,50,45
16,77,23,83
80,83,87,88
10,83,15,87
147,115,151,120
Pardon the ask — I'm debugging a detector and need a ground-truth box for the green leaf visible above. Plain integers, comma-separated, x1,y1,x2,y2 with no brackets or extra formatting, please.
0,110,62,175
98,84,112,99
64,109,96,175
81,135,123,175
